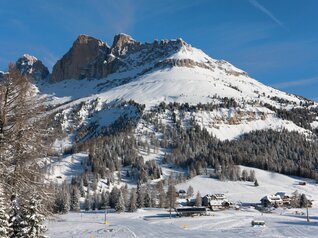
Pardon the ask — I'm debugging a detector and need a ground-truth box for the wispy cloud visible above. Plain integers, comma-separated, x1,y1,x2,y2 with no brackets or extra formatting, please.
249,0,287,31
37,0,135,42
272,77,318,89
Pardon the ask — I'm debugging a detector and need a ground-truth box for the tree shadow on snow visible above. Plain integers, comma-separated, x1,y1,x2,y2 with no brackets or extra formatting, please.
276,220,318,226
143,213,177,220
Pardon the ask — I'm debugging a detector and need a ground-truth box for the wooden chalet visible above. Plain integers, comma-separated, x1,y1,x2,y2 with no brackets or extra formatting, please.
202,194,229,210
260,195,283,207
275,192,291,205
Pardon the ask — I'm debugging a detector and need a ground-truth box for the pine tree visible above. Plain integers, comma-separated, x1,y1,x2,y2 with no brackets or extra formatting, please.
23,195,47,238
158,190,166,208
0,64,52,236
254,179,259,187
79,178,85,197
300,194,308,208
157,181,165,208
70,186,81,212
150,188,157,208
100,191,109,210
195,192,202,207
249,170,256,182
54,184,70,214
0,184,10,237
109,187,120,209
128,188,137,212
241,169,248,181
290,190,301,208
8,194,28,238
121,185,129,209
115,191,125,213
186,185,194,198
144,192,151,208
166,185,176,210
84,194,91,211
136,185,145,208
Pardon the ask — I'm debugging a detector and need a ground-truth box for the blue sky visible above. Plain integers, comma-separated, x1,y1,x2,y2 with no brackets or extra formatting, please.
1,0,318,100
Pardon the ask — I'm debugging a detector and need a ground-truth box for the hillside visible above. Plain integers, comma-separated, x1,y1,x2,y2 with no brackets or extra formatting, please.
5,34,310,186
3,34,318,232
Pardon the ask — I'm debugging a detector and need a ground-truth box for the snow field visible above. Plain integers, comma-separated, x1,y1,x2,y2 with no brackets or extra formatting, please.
47,166,318,237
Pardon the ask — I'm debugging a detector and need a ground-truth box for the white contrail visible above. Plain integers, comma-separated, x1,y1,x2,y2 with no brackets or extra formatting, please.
272,77,318,89
249,0,287,30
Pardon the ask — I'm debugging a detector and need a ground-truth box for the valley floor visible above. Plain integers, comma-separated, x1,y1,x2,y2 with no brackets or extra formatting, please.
47,166,318,237
47,207,318,238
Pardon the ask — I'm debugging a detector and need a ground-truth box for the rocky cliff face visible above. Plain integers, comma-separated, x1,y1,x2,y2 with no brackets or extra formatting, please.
15,54,49,81
50,33,219,82
51,35,110,81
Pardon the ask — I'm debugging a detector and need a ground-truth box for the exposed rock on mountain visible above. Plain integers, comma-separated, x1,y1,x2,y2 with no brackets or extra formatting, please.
0,71,4,80
50,33,246,82
15,54,49,81
8,33,318,190
111,33,140,56
13,33,316,143
51,35,110,81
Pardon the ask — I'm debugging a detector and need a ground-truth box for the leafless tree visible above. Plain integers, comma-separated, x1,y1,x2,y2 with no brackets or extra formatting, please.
0,63,53,214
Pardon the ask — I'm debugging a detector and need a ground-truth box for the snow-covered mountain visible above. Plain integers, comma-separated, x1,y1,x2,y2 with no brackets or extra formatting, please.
16,54,49,81
45,33,301,107
21,33,314,143
13,34,318,219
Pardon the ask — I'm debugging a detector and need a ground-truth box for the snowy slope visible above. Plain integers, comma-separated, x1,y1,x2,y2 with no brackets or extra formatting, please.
36,34,318,238
37,41,318,141
47,165,318,238
45,153,87,184
47,207,318,238
40,63,302,109
176,166,318,203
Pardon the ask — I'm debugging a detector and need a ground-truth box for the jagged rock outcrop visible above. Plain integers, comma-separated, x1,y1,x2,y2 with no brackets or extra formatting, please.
15,54,49,81
50,33,247,82
111,33,141,56
51,35,110,81
0,71,4,80
50,34,193,82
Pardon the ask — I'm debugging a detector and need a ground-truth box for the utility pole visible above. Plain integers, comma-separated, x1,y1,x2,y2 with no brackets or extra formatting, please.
306,202,310,222
104,207,107,224
170,199,172,219
104,205,110,225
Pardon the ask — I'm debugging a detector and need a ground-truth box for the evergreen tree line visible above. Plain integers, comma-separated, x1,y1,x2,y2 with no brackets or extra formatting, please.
263,103,317,130
83,131,162,185
52,180,183,213
144,110,318,181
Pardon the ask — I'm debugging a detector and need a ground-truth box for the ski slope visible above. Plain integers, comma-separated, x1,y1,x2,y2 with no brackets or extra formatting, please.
176,166,318,203
47,166,318,237
47,207,318,237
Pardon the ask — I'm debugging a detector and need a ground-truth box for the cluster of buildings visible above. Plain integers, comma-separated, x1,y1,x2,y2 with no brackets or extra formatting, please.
175,191,230,217
260,192,291,207
175,188,311,217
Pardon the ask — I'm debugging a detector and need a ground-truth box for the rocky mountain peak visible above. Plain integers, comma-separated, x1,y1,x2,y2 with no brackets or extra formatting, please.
112,33,135,47
49,33,245,82
74,34,106,47
51,34,110,82
16,54,49,81
111,33,140,56
0,71,5,80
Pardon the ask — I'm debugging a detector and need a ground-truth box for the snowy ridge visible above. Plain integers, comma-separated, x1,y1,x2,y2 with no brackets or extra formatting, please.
34,34,318,142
